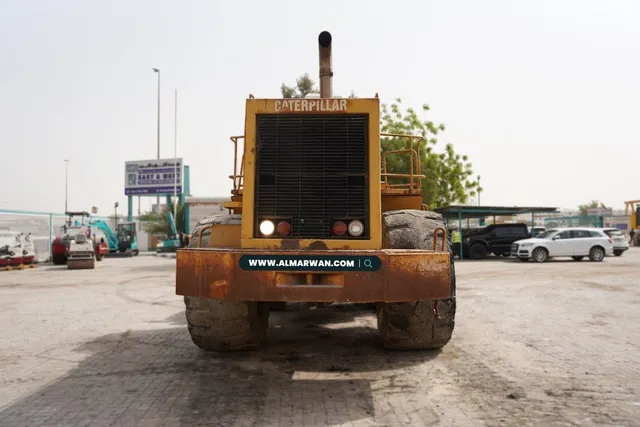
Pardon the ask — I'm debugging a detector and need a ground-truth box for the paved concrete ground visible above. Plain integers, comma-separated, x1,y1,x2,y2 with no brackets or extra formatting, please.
0,250,639,426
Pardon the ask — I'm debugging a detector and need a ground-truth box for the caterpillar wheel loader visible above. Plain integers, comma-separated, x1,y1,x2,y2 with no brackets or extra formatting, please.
176,31,456,351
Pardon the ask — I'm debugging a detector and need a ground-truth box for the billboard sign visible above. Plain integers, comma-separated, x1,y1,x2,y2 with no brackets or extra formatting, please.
587,207,613,216
125,158,183,196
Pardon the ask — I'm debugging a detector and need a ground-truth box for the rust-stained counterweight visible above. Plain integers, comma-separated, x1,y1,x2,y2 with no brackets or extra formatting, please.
176,248,451,303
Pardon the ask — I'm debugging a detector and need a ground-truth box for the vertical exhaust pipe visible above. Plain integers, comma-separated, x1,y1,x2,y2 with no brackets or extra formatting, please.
318,31,333,98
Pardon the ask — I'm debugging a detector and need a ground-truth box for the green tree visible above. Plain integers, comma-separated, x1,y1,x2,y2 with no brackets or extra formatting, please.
139,198,186,235
577,200,606,225
381,99,478,208
577,200,602,216
278,77,478,207
281,73,318,98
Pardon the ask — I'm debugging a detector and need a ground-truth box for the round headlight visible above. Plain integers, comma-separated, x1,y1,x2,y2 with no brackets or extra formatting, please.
259,220,275,236
348,220,364,237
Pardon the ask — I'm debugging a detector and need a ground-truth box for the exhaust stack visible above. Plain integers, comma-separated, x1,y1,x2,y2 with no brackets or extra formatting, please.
318,31,333,98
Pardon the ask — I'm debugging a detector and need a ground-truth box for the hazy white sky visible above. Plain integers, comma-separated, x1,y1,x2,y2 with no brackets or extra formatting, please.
1,0,638,215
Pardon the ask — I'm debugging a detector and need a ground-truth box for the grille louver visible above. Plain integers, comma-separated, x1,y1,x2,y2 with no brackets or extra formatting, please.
255,114,369,239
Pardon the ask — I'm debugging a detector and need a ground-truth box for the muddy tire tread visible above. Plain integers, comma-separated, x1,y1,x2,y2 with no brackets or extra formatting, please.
377,210,456,350
185,296,268,351
184,214,268,352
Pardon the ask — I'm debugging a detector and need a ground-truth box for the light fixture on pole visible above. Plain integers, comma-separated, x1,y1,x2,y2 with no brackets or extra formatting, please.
174,88,178,220
114,202,119,230
64,159,69,213
153,67,161,213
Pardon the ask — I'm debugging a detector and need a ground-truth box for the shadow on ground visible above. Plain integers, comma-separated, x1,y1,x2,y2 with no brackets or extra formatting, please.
0,304,442,426
127,263,176,273
455,255,512,263
31,265,67,272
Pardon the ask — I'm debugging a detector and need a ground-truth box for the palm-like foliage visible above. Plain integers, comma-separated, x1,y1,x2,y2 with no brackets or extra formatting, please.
139,198,186,235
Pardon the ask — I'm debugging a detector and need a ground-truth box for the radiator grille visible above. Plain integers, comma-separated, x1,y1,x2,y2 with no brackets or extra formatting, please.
254,114,369,239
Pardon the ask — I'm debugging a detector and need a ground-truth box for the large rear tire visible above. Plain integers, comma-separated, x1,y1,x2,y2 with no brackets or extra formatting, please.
376,210,456,350
184,214,269,351
52,254,66,265
185,296,269,351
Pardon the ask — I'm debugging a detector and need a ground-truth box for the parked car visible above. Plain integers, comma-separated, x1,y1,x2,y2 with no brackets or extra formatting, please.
464,223,530,259
601,228,629,256
529,226,547,237
510,227,613,263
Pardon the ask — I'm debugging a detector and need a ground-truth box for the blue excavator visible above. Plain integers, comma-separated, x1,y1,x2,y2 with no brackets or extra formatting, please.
90,219,138,256
156,211,181,253
90,220,119,251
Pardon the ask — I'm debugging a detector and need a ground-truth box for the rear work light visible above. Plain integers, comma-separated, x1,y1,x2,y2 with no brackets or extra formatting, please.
276,221,291,236
259,220,275,236
348,220,364,237
332,221,347,237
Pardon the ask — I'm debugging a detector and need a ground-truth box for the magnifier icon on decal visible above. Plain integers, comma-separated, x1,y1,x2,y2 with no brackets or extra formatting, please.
363,259,373,268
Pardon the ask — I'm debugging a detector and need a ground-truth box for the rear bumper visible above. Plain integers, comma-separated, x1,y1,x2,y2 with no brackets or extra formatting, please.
176,248,452,303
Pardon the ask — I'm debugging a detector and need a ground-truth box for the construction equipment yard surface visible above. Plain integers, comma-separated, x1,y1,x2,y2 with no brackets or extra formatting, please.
0,252,638,426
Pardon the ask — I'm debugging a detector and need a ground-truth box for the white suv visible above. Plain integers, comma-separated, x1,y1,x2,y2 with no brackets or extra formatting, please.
510,227,613,263
602,228,629,256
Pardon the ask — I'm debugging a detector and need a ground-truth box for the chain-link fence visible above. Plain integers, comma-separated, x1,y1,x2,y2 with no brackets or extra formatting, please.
0,211,114,263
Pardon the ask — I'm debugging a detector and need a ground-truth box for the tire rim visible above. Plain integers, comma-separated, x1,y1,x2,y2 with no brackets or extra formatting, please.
592,248,604,261
534,249,546,262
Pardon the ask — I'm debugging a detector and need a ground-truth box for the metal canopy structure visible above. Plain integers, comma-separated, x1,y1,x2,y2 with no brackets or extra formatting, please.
434,205,559,219
433,205,560,259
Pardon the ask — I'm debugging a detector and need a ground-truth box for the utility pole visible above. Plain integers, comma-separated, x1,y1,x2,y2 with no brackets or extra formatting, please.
174,89,178,220
114,202,119,231
153,68,161,213
64,159,69,213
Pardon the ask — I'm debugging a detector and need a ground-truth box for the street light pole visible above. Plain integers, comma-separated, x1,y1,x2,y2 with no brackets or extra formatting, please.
477,175,481,206
174,89,178,220
114,202,119,231
64,159,69,213
153,68,161,213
